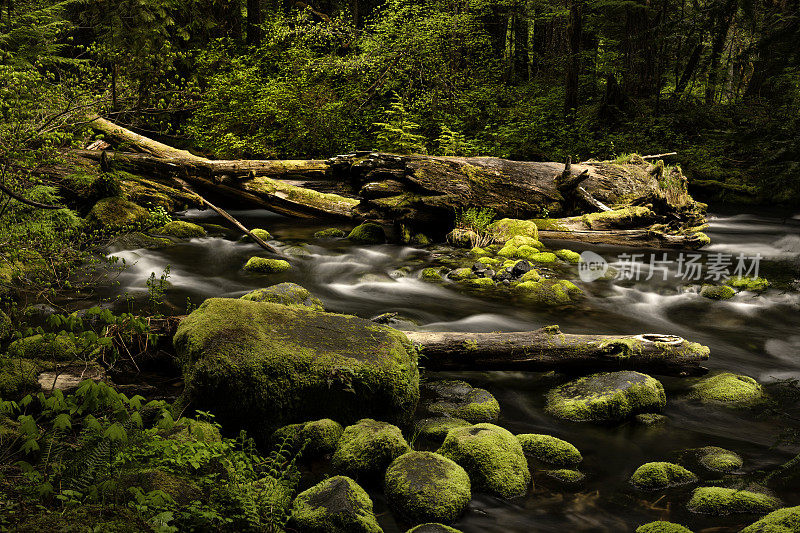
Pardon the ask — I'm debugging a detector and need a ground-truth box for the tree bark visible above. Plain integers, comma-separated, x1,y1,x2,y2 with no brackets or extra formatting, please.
564,0,582,115
247,0,262,46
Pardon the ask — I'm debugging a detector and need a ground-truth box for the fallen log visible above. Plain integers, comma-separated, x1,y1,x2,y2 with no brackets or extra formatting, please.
404,328,709,376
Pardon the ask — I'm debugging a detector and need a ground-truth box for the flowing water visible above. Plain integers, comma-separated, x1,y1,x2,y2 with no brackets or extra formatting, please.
93,207,800,532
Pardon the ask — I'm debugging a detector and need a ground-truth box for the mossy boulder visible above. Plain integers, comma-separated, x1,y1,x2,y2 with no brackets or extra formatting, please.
447,268,475,281
290,475,382,533
0,310,11,341
273,418,344,457
0,358,40,400
489,218,539,242
107,232,173,251
629,462,697,490
514,279,582,306
741,505,800,532
384,451,471,524
636,522,693,533
545,371,666,422
420,380,500,423
315,227,346,239
348,222,386,244
634,413,668,426
238,228,273,242
406,524,463,533
554,249,581,263
516,434,582,467
700,284,736,300
544,469,584,484
421,268,445,282
7,334,88,361
156,220,206,238
243,256,292,273
693,446,743,472
689,372,764,407
240,282,324,310
414,417,472,442
687,487,781,515
437,423,530,498
173,299,419,440
331,418,411,479
118,468,203,505
725,276,770,292
87,197,149,228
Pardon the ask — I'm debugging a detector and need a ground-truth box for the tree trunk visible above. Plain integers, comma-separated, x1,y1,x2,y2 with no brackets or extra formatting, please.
247,0,262,46
564,0,582,115
704,0,737,104
676,42,703,97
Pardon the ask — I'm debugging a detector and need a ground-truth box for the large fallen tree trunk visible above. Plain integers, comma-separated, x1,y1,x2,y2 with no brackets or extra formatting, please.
404,328,709,376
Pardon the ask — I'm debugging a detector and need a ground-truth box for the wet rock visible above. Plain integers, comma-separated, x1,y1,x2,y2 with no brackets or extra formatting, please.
290,475,382,533
514,279,583,307
240,282,324,310
87,197,149,228
471,261,488,274
629,462,697,490
156,220,207,238
173,299,419,440
447,268,475,281
348,222,386,244
494,270,513,282
421,268,445,282
516,433,582,467
725,276,770,292
437,423,531,498
420,380,500,423
635,522,692,533
371,312,398,324
314,227,346,239
634,413,668,426
700,284,736,300
243,257,292,273
414,417,472,442
330,419,410,480
689,372,764,407
489,218,539,242
272,418,344,458
554,249,581,263
384,451,471,524
511,260,532,276
687,486,780,515
679,446,743,473
545,371,666,422
406,524,463,533
544,469,584,484
464,278,495,288
741,505,800,532
107,231,173,251
484,269,495,279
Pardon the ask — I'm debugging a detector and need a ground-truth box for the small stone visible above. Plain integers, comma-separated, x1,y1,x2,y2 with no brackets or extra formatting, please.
544,469,584,484
421,268,445,282
156,220,207,238
511,260,532,276
314,227,346,239
634,413,668,426
629,462,697,490
700,284,736,300
636,522,693,533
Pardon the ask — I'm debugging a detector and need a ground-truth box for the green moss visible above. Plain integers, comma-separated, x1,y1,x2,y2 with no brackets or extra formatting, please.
630,462,697,490
0,310,11,341
274,418,344,457
243,257,292,273
290,475,382,533
741,505,800,532
7,334,87,361
530,252,557,263
497,245,517,258
330,418,410,479
479,257,501,267
636,522,693,533
107,232,173,251
239,228,274,242
700,284,736,300
447,267,475,281
695,446,743,472
514,279,582,307
516,434,582,466
87,196,149,228
554,249,581,263
470,246,490,256
240,282,324,310
173,299,419,440
488,218,539,242
315,227,347,239
421,268,445,282
689,372,764,407
384,451,471,524
406,524,463,533
118,468,203,505
687,487,781,515
519,270,541,282
422,380,500,423
531,218,569,231
156,220,207,238
545,371,666,422
544,469,584,484
514,245,541,260
348,222,386,244
0,358,40,400
437,423,530,498
693,232,711,247
581,206,654,229
725,276,770,292
465,277,495,288
414,417,472,442
634,413,668,426
411,233,431,246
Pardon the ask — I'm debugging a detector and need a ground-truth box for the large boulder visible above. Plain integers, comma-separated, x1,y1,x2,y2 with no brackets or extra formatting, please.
173,299,419,440
437,423,530,498
516,433,582,467
331,419,410,480
741,505,800,532
240,282,324,310
290,476,382,533
545,371,666,422
272,418,344,458
156,220,207,238
348,222,386,244
688,372,765,407
419,380,500,423
384,451,471,524
687,487,781,515
87,197,149,228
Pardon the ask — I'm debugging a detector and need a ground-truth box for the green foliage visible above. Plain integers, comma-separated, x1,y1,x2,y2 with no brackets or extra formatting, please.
373,94,428,154
452,207,496,248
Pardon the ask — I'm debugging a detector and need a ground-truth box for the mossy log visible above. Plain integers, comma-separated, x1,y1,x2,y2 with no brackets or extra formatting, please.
404,328,709,376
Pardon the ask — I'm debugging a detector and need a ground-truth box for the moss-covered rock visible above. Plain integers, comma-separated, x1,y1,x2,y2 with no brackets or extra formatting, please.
420,268,445,282
581,206,655,229
273,418,344,457
243,256,292,273
173,299,419,440
348,222,386,244
689,372,764,407
240,282,324,310
237,228,273,242
514,279,583,306
414,417,472,442
7,334,87,361
406,524,463,533
447,268,475,281
87,197,149,228
516,434,582,467
107,232,173,251
0,358,40,400
544,469,584,484
437,423,530,498
464,277,495,288
554,249,581,263
420,380,500,423
330,418,410,479
0,310,11,341
635,522,693,533
687,487,781,515
156,220,207,238
314,227,346,239
629,462,697,490
741,505,800,532
725,276,770,292
700,284,736,300
634,413,668,426
694,446,743,472
489,218,539,242
118,468,203,505
545,371,666,422
290,475,382,533
519,270,542,282
384,451,471,524
470,246,490,256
